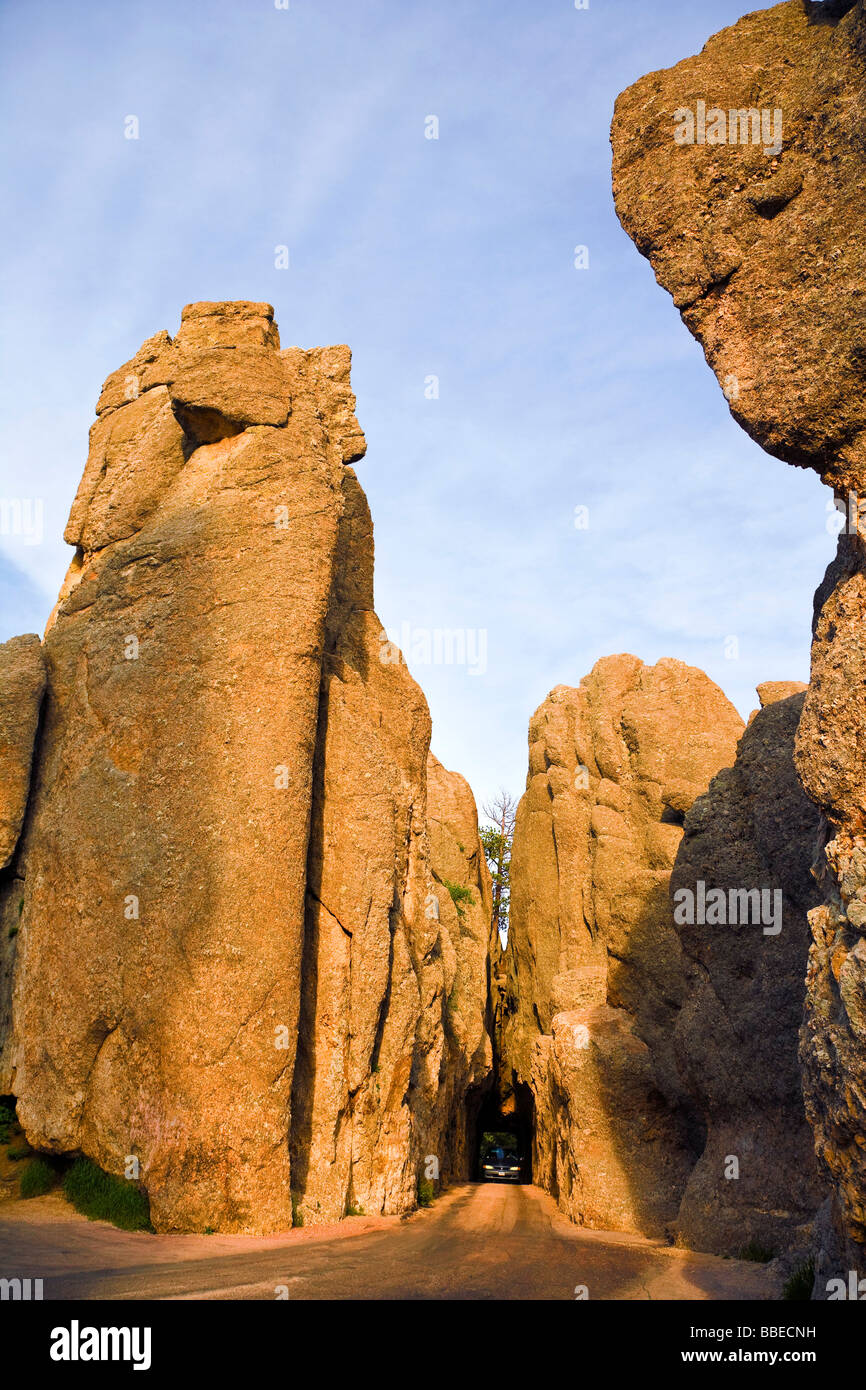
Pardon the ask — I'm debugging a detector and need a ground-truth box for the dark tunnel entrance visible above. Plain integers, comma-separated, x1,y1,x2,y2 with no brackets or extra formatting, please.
465,1079,534,1184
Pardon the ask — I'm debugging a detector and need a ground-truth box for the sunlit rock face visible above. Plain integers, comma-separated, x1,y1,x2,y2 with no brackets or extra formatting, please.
5,302,491,1233
612,0,866,1284
500,656,745,1238
502,658,823,1255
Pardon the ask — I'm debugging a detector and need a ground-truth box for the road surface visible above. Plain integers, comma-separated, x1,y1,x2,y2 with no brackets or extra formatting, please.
0,1182,779,1300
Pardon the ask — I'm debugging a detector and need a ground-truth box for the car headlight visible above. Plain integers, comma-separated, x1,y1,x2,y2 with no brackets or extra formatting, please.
509,1166,519,1172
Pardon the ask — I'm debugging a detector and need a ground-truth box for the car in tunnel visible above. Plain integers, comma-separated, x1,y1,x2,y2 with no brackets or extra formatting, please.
481,1146,522,1182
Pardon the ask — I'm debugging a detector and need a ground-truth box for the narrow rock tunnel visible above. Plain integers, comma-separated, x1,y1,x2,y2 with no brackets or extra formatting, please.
464,1077,534,1184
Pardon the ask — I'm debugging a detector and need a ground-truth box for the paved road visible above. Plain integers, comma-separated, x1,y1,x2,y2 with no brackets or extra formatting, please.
0,1182,778,1300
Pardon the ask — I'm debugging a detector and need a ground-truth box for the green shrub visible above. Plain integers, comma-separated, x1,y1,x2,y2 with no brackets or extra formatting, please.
20,1157,56,1198
7,1145,31,1161
0,1101,14,1145
62,1157,152,1231
291,1195,304,1228
738,1240,775,1263
783,1259,815,1301
345,1200,365,1217
418,1177,435,1208
441,878,474,921
479,1129,518,1161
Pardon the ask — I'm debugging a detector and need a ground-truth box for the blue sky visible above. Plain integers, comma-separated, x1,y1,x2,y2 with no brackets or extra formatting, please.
0,0,835,813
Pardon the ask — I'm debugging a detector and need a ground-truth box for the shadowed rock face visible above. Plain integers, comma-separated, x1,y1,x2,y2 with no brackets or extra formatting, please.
425,753,495,1181
0,636,46,874
0,634,46,1092
500,656,745,1238
5,302,491,1233
671,683,824,1255
612,0,866,1282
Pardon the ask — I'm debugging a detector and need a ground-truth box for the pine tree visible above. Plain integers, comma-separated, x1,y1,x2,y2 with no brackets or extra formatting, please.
480,790,517,942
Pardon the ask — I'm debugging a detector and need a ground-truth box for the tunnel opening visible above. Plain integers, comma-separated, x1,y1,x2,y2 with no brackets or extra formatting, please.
466,1079,534,1184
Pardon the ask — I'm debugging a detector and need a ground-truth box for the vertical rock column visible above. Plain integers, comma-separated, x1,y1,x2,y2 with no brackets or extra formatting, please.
500,656,744,1237
289,416,440,1223
670,683,823,1254
0,634,46,1092
11,303,364,1232
612,0,866,1279
426,753,495,1183
6,303,494,1232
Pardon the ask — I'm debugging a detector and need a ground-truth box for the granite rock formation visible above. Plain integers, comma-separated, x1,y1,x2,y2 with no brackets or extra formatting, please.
425,753,495,1181
612,0,866,1285
0,635,46,1092
671,682,823,1254
499,655,745,1238
500,659,824,1255
0,636,46,873
4,302,491,1233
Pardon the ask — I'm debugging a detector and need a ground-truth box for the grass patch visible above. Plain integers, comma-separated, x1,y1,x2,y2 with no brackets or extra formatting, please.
291,1195,304,1228
441,878,474,922
783,1259,815,1301
62,1156,152,1231
418,1177,435,1208
7,1145,32,1161
738,1239,775,1263
20,1157,56,1198
345,1201,365,1217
